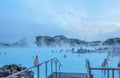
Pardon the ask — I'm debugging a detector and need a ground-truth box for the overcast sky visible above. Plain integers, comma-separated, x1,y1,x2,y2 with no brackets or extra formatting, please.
0,0,120,42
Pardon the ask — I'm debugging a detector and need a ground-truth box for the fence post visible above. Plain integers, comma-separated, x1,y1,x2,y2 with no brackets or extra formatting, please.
112,70,114,78
55,60,57,78
86,59,91,78
107,70,109,78
51,60,53,73
119,70,120,78
59,65,61,72
37,66,40,78
59,65,61,78
45,62,48,78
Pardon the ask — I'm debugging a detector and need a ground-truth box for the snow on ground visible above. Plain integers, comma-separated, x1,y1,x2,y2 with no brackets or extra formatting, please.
0,47,120,78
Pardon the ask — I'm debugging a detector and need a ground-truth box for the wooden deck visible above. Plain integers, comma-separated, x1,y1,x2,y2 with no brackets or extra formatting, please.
48,72,89,78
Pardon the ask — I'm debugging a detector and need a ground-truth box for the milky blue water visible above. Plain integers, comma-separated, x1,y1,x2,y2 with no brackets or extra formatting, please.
0,47,120,78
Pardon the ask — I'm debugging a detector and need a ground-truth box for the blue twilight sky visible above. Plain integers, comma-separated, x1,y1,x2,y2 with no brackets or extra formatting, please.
0,0,120,42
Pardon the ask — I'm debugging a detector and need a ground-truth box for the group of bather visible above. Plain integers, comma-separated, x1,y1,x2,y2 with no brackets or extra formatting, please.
51,48,75,53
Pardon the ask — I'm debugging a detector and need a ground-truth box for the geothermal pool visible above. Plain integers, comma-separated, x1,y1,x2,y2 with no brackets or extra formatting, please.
0,47,120,78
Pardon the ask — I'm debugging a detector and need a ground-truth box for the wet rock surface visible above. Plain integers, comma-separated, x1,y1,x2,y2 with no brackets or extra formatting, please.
0,64,34,78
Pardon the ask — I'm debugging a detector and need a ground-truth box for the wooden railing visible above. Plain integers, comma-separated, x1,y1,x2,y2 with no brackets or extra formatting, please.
86,59,120,78
4,57,62,78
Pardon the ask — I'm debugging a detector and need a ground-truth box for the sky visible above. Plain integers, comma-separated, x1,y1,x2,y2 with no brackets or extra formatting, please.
0,0,120,42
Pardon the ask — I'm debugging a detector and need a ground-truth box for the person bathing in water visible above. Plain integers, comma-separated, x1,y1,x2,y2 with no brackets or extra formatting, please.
34,55,39,66
101,59,108,75
101,59,108,67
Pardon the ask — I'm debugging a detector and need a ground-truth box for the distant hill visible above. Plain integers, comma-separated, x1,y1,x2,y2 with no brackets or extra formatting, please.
104,37,120,45
0,43,11,48
0,35,120,48
11,38,29,47
0,38,29,48
35,35,102,47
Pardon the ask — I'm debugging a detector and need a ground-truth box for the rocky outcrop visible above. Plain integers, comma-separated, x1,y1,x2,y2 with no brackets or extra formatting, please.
104,37,120,45
35,35,120,47
0,64,34,78
35,35,85,47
